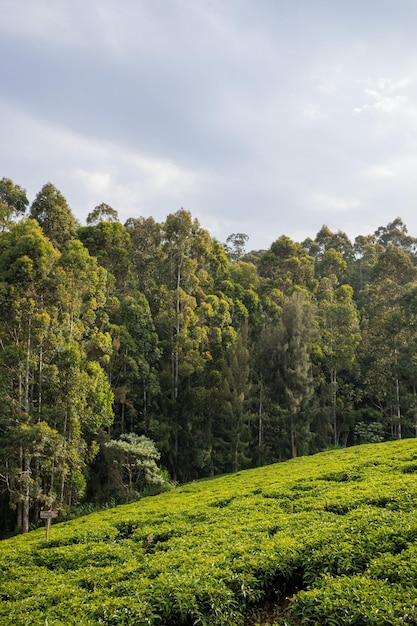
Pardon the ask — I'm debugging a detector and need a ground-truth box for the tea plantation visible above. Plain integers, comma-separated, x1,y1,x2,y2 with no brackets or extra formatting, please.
1,440,417,625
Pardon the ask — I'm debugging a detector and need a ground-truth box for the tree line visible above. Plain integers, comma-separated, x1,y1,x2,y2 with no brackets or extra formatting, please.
1,176,416,535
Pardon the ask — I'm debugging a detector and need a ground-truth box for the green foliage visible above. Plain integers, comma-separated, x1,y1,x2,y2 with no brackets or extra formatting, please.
354,420,384,444
259,234,317,295
0,220,115,533
86,202,119,225
29,182,78,248
0,177,28,228
104,433,169,502
1,440,417,624
6,187,417,546
225,232,249,261
78,220,131,286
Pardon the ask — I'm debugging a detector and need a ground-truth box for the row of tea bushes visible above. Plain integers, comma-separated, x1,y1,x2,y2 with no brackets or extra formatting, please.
1,439,417,624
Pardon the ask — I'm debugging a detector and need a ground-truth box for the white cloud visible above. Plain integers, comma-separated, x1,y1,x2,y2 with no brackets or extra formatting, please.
4,2,417,250
365,165,396,178
353,76,412,115
312,194,361,212
364,89,382,100
129,155,195,195
73,171,112,196
70,148,198,220
375,77,412,92
354,95,407,115
300,104,328,121
0,97,199,222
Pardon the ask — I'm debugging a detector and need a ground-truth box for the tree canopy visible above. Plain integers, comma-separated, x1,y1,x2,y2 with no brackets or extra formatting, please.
2,177,417,536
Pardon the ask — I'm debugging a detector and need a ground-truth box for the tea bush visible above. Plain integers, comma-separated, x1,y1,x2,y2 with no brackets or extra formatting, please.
291,575,417,625
1,439,417,624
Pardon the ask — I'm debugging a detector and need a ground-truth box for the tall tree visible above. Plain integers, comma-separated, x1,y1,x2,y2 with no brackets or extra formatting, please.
360,246,417,440
78,221,132,288
374,217,417,253
213,323,252,473
259,235,317,295
108,293,161,436
277,292,316,458
86,203,119,225
0,225,114,532
352,234,382,295
261,292,316,459
125,216,164,312
0,177,28,229
0,219,59,531
317,280,361,447
29,183,78,248
225,233,249,262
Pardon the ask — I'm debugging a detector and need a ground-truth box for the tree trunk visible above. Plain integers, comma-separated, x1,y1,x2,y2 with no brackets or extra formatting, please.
38,340,43,422
258,381,264,448
16,501,23,531
60,407,68,506
24,318,31,416
331,367,338,446
233,436,239,473
22,454,30,534
394,349,401,440
290,412,297,458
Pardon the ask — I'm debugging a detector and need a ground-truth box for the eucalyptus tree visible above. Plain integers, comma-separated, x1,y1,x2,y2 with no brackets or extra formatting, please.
125,216,164,313
252,321,283,463
86,203,119,225
107,293,161,436
183,290,240,478
259,235,317,296
29,183,78,249
260,291,316,459
0,177,28,229
277,291,316,457
352,234,382,296
304,225,355,286
147,210,206,477
78,220,132,289
373,217,417,254
317,278,361,447
360,245,417,439
212,322,252,473
152,210,256,479
0,219,59,531
224,233,249,261
398,283,417,436
0,224,114,532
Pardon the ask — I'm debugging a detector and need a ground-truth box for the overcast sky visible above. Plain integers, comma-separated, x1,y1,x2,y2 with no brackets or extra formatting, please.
2,1,417,251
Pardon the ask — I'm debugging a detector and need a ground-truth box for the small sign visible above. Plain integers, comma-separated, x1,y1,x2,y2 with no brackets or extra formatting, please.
40,511,58,519
40,511,58,540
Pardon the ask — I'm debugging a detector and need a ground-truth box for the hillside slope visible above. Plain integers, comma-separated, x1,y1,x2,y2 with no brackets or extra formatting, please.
1,440,417,625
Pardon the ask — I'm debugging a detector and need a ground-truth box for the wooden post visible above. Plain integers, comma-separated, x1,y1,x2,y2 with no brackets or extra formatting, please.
40,511,58,540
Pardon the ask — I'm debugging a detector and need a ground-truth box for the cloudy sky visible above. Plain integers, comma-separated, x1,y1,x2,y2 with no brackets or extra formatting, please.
2,0,417,251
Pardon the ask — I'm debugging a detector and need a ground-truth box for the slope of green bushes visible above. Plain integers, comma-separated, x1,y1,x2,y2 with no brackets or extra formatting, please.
1,439,417,625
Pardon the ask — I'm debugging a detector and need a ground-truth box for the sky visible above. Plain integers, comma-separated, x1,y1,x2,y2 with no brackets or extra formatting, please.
2,0,417,251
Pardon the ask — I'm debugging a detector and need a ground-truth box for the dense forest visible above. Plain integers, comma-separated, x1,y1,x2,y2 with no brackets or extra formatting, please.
1,176,417,536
